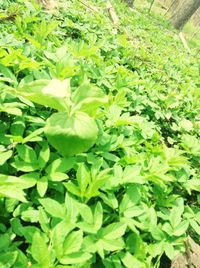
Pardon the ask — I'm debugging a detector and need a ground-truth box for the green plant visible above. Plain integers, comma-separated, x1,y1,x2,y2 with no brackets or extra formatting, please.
0,0,199,267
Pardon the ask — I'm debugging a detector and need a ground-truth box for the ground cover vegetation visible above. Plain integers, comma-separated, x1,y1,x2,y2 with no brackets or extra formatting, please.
0,0,200,267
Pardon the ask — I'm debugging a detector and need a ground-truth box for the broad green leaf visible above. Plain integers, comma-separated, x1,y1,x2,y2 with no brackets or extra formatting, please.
122,165,144,184
16,144,37,163
184,179,200,192
126,185,141,204
162,223,173,235
181,134,200,156
100,192,118,209
64,181,81,197
78,203,93,224
148,241,164,258
119,186,141,216
46,157,75,174
31,232,51,268
20,226,40,243
52,221,75,259
17,79,71,112
164,244,177,260
22,128,44,144
0,234,10,251
0,174,36,202
172,220,189,236
77,163,91,194
120,252,145,268
190,219,200,235
100,222,127,240
48,172,69,182
150,226,166,241
124,205,144,219
21,209,39,223
169,198,184,228
38,142,50,169
126,233,144,255
59,252,91,265
39,207,50,234
44,112,98,156
37,176,48,197
5,198,19,213
11,158,39,172
94,202,103,231
101,238,125,251
11,249,28,268
72,82,108,116
63,230,83,255
19,173,39,185
77,222,97,234
82,235,97,254
2,107,22,116
0,63,18,85
0,251,18,268
65,193,79,221
0,150,12,165
103,255,122,268
39,198,66,219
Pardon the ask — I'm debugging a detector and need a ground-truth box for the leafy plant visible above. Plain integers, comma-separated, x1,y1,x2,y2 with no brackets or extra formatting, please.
0,0,199,267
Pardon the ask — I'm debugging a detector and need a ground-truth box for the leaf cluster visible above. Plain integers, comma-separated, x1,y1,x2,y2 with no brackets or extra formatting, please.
0,0,199,267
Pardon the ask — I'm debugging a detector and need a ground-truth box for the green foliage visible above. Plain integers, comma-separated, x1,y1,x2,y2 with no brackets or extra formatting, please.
44,111,98,156
0,0,199,267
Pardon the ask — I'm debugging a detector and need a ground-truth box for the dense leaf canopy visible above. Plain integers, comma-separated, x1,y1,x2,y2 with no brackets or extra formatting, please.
0,0,199,267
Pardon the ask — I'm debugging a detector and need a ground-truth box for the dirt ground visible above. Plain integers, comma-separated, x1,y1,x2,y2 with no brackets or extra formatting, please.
171,237,200,268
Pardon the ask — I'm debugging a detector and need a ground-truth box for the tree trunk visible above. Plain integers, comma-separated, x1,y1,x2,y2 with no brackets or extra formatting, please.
191,9,200,26
170,0,200,30
37,0,57,9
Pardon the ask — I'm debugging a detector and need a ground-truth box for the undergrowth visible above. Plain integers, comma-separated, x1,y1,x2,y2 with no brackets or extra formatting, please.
0,0,199,267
